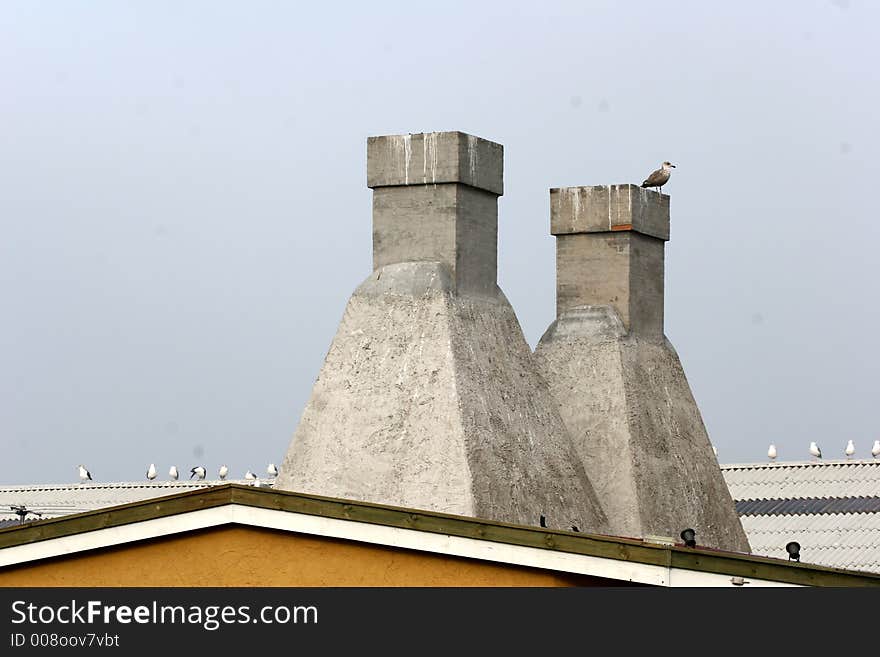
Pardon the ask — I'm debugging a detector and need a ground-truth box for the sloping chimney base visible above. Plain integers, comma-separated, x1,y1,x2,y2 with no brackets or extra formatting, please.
535,306,750,553
276,263,609,534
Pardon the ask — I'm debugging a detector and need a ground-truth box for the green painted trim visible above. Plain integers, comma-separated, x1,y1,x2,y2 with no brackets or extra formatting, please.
227,486,672,568
666,549,878,587
1,484,877,587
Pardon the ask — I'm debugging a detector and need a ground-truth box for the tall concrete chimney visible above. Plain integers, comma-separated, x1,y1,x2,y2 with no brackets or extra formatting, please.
534,184,750,552
276,132,609,534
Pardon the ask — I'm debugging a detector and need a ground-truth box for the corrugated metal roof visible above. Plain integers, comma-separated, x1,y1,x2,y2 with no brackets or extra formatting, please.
0,480,271,522
721,460,880,574
737,496,880,516
739,513,880,573
721,460,880,500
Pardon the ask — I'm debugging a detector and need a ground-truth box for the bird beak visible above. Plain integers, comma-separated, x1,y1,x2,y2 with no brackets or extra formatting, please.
670,164,676,168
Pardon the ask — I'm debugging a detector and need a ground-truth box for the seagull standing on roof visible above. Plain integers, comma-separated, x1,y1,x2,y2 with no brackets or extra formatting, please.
768,444,777,462
190,466,206,480
218,465,228,480
640,161,676,194
267,463,278,478
245,470,257,483
146,463,157,480
872,440,880,459
845,440,856,459
809,441,822,460
77,464,92,484
169,465,179,480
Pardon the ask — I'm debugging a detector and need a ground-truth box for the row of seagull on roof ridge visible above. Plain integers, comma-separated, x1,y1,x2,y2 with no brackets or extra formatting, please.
773,440,880,461
711,440,880,462
78,439,880,485
76,463,279,485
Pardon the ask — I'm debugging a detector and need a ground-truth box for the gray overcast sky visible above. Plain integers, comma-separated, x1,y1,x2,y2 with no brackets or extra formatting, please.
2,1,878,485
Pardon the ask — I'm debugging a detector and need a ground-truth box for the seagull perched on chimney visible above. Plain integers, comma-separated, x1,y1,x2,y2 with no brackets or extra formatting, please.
640,161,676,194
146,463,157,481
169,465,179,480
809,441,822,460
190,466,206,480
845,440,856,459
267,463,278,478
77,464,92,484
768,444,777,462
218,465,228,480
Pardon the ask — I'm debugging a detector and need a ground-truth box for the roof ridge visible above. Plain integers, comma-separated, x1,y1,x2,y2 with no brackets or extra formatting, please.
0,479,261,491
721,460,880,470
738,494,880,500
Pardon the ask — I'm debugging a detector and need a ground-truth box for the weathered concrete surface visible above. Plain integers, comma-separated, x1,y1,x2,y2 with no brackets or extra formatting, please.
535,309,749,551
367,131,503,195
372,184,498,297
556,231,665,339
276,132,608,533
535,184,750,552
277,262,609,532
553,185,668,339
550,184,669,240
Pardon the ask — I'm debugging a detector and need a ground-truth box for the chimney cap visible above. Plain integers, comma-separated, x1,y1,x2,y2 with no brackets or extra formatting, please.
367,131,503,196
550,184,669,241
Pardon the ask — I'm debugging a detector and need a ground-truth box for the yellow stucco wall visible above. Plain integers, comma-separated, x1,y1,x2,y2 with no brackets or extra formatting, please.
0,526,626,587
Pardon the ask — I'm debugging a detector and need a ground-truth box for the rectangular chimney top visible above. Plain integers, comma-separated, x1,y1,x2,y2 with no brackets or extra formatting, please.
367,131,503,196
550,184,669,241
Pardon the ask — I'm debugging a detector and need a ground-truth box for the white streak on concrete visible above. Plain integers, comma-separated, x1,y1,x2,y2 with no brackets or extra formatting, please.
404,134,412,185
428,132,438,184
394,133,412,185
467,134,478,182
422,133,428,184
628,185,633,224
570,188,581,231
606,185,612,230
615,185,621,227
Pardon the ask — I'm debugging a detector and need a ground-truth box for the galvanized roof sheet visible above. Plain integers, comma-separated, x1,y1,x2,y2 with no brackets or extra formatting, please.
739,513,880,573
721,460,880,573
737,496,880,516
0,480,271,523
721,460,880,500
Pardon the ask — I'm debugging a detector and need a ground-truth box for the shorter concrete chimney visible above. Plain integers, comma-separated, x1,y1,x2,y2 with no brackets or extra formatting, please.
535,184,750,552
551,185,668,338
